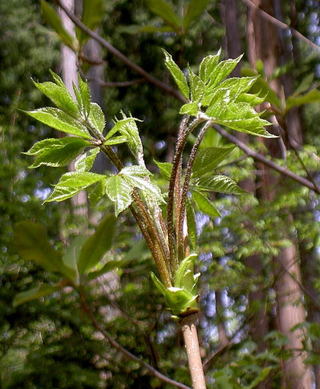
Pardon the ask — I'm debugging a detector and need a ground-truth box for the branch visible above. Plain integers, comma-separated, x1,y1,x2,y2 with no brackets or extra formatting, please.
88,77,145,88
79,290,191,389
56,0,185,101
214,125,320,195
241,0,320,51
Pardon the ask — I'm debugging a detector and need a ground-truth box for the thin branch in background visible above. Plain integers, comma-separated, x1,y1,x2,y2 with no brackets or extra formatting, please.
79,290,191,389
88,77,145,88
241,0,320,51
214,125,320,194
56,0,185,101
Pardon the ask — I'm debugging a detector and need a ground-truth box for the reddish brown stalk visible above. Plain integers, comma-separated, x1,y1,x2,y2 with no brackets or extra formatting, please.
177,122,211,261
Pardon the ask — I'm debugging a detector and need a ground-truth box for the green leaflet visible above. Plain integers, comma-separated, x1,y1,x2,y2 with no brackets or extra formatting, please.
189,69,205,101
75,148,100,172
33,79,78,116
88,102,105,133
183,0,211,29
105,175,133,216
13,284,60,308
195,174,245,195
146,0,182,30
199,51,221,82
154,160,173,179
151,253,199,316
163,49,189,99
206,55,243,89
192,145,235,177
286,89,320,112
78,214,116,274
26,108,90,138
120,165,164,204
62,236,86,285
40,0,78,50
108,116,143,162
179,102,199,116
13,221,63,273
45,172,105,202
25,137,90,168
74,77,91,117
192,190,221,218
104,135,127,145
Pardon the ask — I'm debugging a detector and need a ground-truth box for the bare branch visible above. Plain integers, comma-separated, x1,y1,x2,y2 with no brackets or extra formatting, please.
88,77,145,88
56,0,185,101
241,0,320,52
214,125,320,195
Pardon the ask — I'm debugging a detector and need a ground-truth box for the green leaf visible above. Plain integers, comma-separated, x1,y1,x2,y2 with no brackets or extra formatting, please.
25,137,89,168
75,148,99,172
192,145,235,177
13,284,60,307
199,51,221,83
74,77,91,116
174,253,198,293
41,1,78,50
206,102,274,138
78,0,104,44
286,89,320,112
146,0,182,30
179,102,199,115
33,79,78,115
45,172,105,202
192,191,220,218
206,55,243,89
109,116,143,161
87,258,131,280
189,69,205,101
26,108,90,138
105,175,133,216
62,236,86,284
183,0,211,29
121,165,164,203
78,214,116,274
87,180,107,206
163,49,189,99
88,102,105,133
104,135,127,145
195,174,245,194
151,273,199,316
13,222,62,272
186,199,197,250
154,160,172,179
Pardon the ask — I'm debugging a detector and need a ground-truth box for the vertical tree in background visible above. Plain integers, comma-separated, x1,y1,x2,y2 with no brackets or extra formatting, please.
246,1,312,387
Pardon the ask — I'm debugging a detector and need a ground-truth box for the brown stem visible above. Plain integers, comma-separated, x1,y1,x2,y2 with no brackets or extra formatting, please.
167,117,203,272
79,290,190,389
180,314,207,389
177,122,211,260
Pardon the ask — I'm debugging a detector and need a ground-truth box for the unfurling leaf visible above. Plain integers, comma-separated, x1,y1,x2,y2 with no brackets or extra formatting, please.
75,148,100,172
88,102,105,133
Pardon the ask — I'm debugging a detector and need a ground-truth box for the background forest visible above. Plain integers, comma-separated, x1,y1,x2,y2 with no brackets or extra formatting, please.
1,0,320,388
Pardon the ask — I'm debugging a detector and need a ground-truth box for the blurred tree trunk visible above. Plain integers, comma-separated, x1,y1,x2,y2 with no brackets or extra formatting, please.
222,4,271,388
59,0,88,228
246,1,312,387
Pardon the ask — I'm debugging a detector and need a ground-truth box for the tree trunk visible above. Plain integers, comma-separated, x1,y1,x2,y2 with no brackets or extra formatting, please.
59,0,88,227
246,1,312,387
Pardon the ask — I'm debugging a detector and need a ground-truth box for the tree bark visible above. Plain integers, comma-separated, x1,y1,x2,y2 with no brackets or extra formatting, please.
246,1,312,387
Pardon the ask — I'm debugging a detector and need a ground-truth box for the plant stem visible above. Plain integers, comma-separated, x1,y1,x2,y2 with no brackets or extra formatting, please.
180,314,207,389
177,122,211,260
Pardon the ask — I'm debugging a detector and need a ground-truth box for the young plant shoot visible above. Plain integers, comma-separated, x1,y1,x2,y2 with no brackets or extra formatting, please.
17,50,273,389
